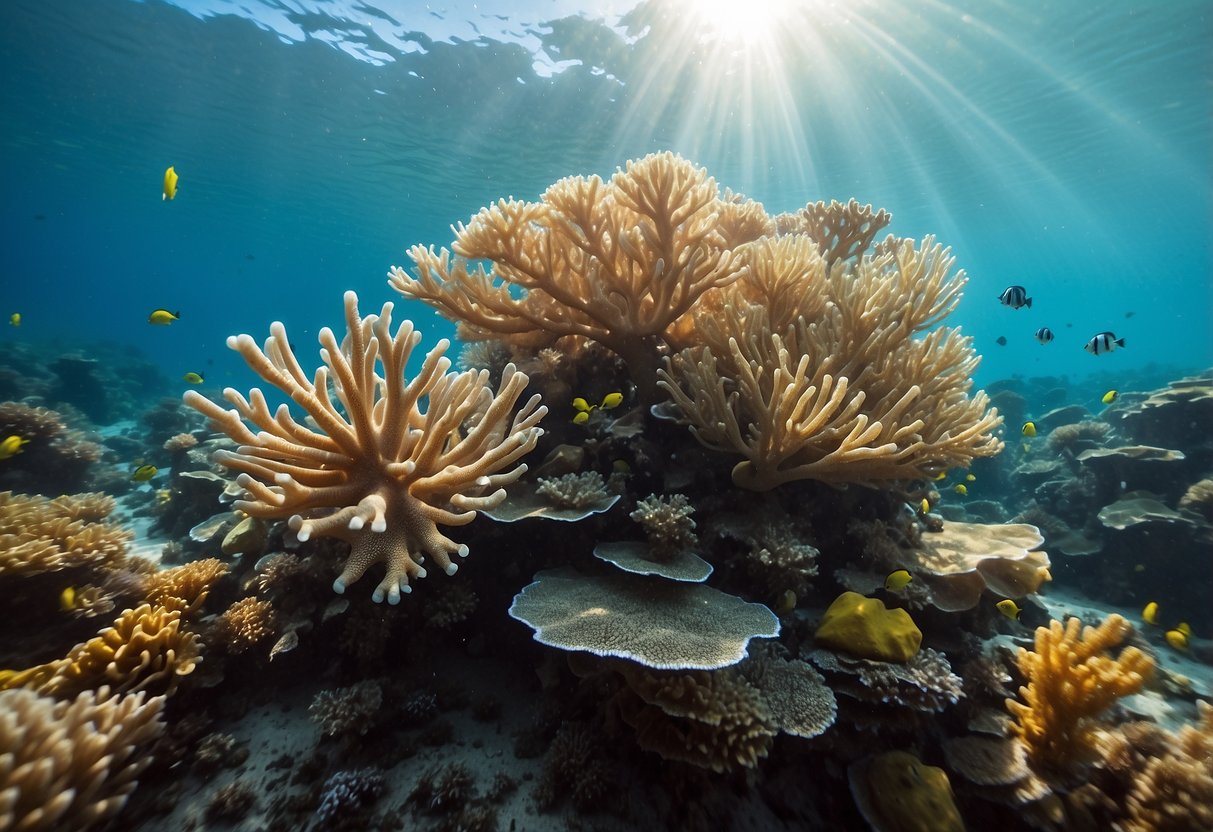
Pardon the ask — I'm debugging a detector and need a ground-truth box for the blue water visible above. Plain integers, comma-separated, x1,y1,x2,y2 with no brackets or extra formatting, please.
2,0,1210,394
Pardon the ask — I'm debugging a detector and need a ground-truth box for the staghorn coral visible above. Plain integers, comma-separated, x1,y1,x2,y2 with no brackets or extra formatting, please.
658,234,1003,489
308,680,383,737
0,686,165,832
211,596,276,654
1006,614,1154,773
0,491,131,578
184,290,546,604
629,493,698,557
142,557,229,617
394,152,746,400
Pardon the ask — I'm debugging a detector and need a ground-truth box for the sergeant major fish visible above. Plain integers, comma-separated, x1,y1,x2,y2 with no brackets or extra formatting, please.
998,285,1032,309
1084,331,1125,355
1034,327,1054,345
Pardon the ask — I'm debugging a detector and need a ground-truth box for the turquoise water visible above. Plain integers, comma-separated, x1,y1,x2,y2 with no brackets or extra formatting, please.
2,0,1209,392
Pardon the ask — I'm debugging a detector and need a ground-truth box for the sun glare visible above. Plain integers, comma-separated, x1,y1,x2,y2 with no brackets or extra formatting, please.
685,0,800,45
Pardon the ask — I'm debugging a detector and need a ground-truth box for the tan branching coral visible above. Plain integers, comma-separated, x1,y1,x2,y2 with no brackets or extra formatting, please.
658,235,1003,489
629,493,698,557
212,597,276,654
184,290,546,604
308,680,383,736
0,491,131,578
1006,615,1154,772
793,198,892,266
0,687,165,832
0,604,201,697
143,557,230,617
393,152,747,398
1119,701,1213,832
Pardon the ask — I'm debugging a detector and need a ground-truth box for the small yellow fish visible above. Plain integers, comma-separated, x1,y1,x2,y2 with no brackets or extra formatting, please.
775,589,797,614
996,599,1022,621
612,459,631,474
1142,601,1159,625
8,313,19,327
572,411,590,425
571,397,594,413
932,471,948,481
132,464,158,482
1165,629,1189,650
965,474,976,482
1021,421,1037,438
59,586,77,611
1,435,30,460
1134,564,1145,572
884,570,913,591
953,484,968,496
1177,622,1192,637
600,391,624,409
163,165,178,200
155,488,172,505
920,498,930,514
1101,390,1118,405
183,372,204,384
148,309,180,325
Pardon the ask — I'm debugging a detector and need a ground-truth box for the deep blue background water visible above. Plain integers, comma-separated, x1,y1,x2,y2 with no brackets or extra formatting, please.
2,0,1209,397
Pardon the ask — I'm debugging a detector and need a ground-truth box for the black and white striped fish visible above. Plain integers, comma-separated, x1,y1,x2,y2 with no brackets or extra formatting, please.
1034,327,1054,344
998,285,1032,309
1084,331,1125,355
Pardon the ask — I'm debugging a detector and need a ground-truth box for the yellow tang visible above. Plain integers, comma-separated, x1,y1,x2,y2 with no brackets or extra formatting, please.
932,471,948,481
1165,629,1189,650
600,391,624,409
775,589,797,614
0,435,30,460
953,483,968,496
1142,601,1159,625
132,464,158,482
571,397,593,413
996,599,1022,621
1102,390,1118,405
1021,421,1037,437
148,309,180,325
571,411,590,425
59,586,77,611
920,498,930,514
1177,622,1192,637
163,165,178,200
183,372,204,384
611,459,631,474
8,313,19,327
884,570,913,591
966,474,976,482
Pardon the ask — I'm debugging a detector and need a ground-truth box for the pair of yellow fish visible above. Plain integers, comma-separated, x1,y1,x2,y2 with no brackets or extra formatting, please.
884,570,1023,621
571,391,624,424
1142,601,1192,650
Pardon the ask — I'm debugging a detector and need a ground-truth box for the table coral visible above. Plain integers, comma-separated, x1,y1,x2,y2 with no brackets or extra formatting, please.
1006,614,1154,773
184,290,546,604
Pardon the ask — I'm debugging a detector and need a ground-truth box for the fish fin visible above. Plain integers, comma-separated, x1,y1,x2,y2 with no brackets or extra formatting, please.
1025,297,1032,308
1116,337,1125,347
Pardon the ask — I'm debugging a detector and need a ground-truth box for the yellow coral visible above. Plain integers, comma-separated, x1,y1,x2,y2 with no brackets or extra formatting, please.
184,290,546,604
814,591,922,663
1006,615,1154,772
143,557,229,617
0,491,131,577
0,603,201,698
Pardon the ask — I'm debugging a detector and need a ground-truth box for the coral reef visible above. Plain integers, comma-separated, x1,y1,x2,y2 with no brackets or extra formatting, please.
184,290,546,603
0,403,101,494
0,687,164,832
809,647,963,715
534,471,613,510
142,557,229,617
849,750,964,832
0,491,130,578
308,680,383,737
629,492,698,557
1006,614,1154,772
211,596,276,654
314,767,385,825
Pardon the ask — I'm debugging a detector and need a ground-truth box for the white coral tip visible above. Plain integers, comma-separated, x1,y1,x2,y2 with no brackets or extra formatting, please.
371,519,387,532
475,476,490,487
348,516,364,531
445,562,459,576
274,473,293,485
332,578,347,594
416,567,427,579
457,544,470,558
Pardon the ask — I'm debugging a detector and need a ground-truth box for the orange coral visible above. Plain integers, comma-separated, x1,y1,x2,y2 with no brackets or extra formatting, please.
143,557,230,617
1006,615,1154,772
212,597,276,654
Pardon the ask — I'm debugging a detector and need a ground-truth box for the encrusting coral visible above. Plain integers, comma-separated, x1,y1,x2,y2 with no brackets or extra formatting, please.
814,591,922,664
184,290,546,603
1006,614,1154,773
0,686,165,832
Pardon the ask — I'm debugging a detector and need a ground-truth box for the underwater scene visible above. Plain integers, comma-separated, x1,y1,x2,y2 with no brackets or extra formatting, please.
1,0,1211,830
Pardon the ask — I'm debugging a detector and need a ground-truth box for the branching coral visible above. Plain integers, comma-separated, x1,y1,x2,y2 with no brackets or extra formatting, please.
143,557,229,617
1006,614,1154,773
309,680,383,737
629,493,698,557
0,491,131,578
1118,701,1213,832
658,235,1003,489
0,687,165,832
212,597,276,654
393,152,747,399
184,290,546,603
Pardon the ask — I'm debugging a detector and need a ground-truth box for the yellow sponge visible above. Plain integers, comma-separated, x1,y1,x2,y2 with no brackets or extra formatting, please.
814,591,922,663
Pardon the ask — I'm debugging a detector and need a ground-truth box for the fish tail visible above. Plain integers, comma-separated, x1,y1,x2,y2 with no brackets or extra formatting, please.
1025,297,1032,308
1116,337,1125,347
